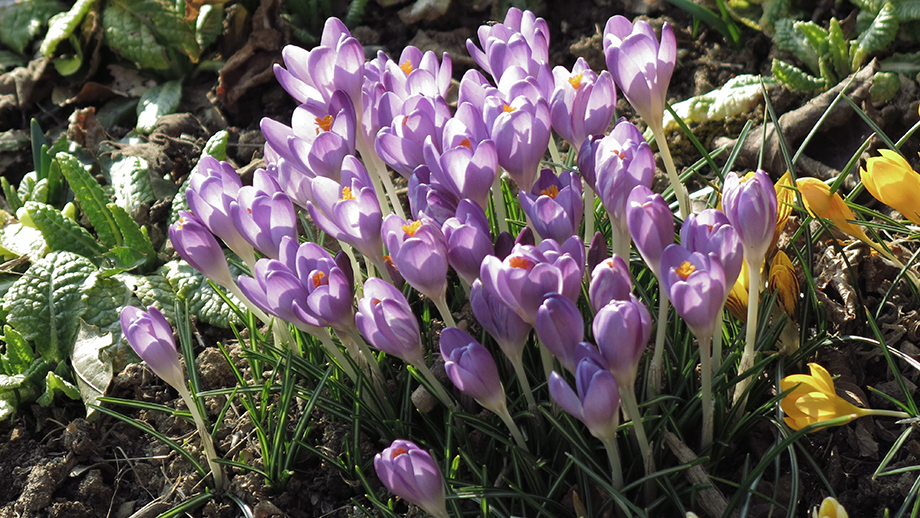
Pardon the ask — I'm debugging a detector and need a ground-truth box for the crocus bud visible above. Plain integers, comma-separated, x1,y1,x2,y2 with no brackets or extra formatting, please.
549,344,621,443
535,293,584,373
120,306,185,391
722,170,777,263
860,149,920,226
470,279,532,362
589,254,633,313
374,440,449,518
381,215,449,304
593,294,652,386
518,169,583,244
780,363,868,431
626,185,674,277
813,496,848,518
440,327,506,413
768,250,798,318
796,177,872,242
169,211,234,288
231,169,297,260
660,244,727,339
355,278,424,365
586,231,608,273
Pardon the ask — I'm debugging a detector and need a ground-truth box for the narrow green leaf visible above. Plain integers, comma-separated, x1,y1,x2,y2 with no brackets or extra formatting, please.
851,3,899,70
3,251,96,362
828,19,850,80
773,18,819,74
101,1,169,70
56,152,122,248
37,371,80,406
25,201,106,258
794,21,829,59
40,0,96,56
136,80,182,134
1,325,34,373
107,203,155,262
1,177,23,213
30,119,47,177
195,4,222,48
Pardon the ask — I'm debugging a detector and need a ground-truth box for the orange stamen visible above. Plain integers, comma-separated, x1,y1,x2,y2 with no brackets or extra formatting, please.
312,271,327,287
391,446,408,459
676,261,696,280
315,115,334,133
502,104,516,113
541,185,560,198
509,256,533,269
340,186,355,201
402,220,423,237
459,138,472,149
568,74,583,89
400,60,413,75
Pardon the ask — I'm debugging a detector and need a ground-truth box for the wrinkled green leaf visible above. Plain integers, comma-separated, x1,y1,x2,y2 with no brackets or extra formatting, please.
102,1,169,70
1,325,34,374
881,52,920,75
0,222,46,259
772,59,826,91
2,177,22,213
661,75,770,133
132,269,177,323
133,259,241,328
3,251,96,362
136,80,182,134
196,4,222,48
0,374,27,389
100,247,148,275
82,272,133,336
107,203,155,265
794,21,828,60
828,19,850,80
871,71,901,103
56,152,122,248
852,3,899,70
891,0,920,20
71,321,115,417
774,18,819,74
0,50,24,71
37,370,80,406
101,154,155,214
26,201,106,258
40,0,95,56
52,33,83,75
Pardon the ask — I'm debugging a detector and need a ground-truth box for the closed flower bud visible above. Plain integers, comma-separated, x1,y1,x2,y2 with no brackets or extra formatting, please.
860,149,920,226
120,306,184,392
374,440,449,518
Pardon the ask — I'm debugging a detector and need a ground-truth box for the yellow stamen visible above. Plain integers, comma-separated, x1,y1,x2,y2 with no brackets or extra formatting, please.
312,271,327,287
315,115,334,133
502,104,516,113
391,446,408,458
459,138,472,149
399,60,413,75
676,261,696,280
402,220,423,237
568,74,583,89
540,185,560,198
340,186,355,201
509,256,533,269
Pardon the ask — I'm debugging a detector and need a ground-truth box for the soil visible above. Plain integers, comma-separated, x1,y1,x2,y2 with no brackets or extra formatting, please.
1,0,920,516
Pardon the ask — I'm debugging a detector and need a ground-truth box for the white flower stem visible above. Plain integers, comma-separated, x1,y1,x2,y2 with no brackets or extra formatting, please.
492,172,509,235
620,379,655,477
647,282,669,400
600,435,625,491
548,135,563,175
711,308,724,373
867,409,911,418
583,185,596,245
493,401,529,451
433,295,456,329
650,123,690,221
414,361,455,409
734,255,762,406
508,353,537,412
312,327,359,383
176,384,227,490
609,222,631,263
356,131,406,221
698,334,714,449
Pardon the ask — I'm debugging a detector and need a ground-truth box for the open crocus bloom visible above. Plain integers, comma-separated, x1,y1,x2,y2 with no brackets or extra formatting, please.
860,149,920,226
779,363,867,431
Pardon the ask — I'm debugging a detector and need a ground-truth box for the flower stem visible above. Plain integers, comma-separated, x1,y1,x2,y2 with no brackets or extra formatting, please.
548,135,563,175
433,296,456,329
867,409,911,419
647,283,669,400
508,353,537,411
711,308,724,373
650,123,690,220
600,435,624,491
583,185,596,245
414,361,455,409
493,401,529,451
698,334,714,449
734,255,762,406
492,172,509,235
176,384,227,490
620,380,655,477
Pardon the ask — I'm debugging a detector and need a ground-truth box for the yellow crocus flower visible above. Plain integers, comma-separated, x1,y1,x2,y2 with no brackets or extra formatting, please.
780,363,907,431
796,178,873,243
768,250,798,318
812,496,848,518
860,149,920,226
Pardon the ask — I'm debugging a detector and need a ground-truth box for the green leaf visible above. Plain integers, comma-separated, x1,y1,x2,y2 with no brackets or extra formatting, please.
772,58,827,91
195,4,222,49
794,21,829,60
0,222,46,259
892,0,920,20
25,201,106,258
71,321,115,417
136,80,182,134
828,18,850,80
133,260,241,328
3,251,96,362
101,154,156,214
1,325,34,374
773,18,819,74
37,371,80,406
101,1,169,70
31,119,47,177
56,152,122,248
81,272,134,337
2,177,23,213
100,247,148,275
661,74,769,133
881,52,920,74
0,374,27,389
871,71,902,103
107,203,155,261
39,0,96,57
132,269,178,323
852,3,899,70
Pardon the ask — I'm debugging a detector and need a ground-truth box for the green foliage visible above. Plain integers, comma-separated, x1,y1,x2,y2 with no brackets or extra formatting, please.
772,4,899,91
0,0,63,55
136,80,183,134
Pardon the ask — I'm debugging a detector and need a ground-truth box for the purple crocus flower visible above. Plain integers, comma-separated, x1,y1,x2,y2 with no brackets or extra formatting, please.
237,258,321,330
442,200,494,285
681,208,744,290
424,135,498,211
535,293,584,373
589,254,633,313
470,278,532,362
279,238,355,332
376,96,450,178
355,277,424,365
483,95,552,191
408,166,460,226
660,244,728,339
625,185,674,277
594,120,655,236
285,91,358,181
603,16,676,130
308,156,384,267
374,440,449,518
273,18,365,105
721,170,777,263
577,134,602,192
121,306,184,391
549,344,621,443
550,58,617,149
440,327,506,412
593,294,652,386
230,169,297,260
169,211,234,288
381,215,449,303
518,169,584,243
381,46,452,101
186,157,254,265
587,231,609,273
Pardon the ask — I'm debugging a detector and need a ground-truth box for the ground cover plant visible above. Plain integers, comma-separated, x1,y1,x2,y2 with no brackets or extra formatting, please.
2,0,920,517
